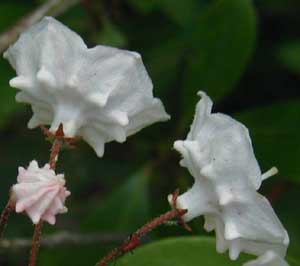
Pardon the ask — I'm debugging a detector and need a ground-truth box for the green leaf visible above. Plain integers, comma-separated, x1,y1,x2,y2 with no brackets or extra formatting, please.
118,237,298,266
39,169,152,266
182,0,256,122
141,0,256,127
118,236,254,266
236,102,300,182
39,245,106,266
82,167,151,232
277,41,300,74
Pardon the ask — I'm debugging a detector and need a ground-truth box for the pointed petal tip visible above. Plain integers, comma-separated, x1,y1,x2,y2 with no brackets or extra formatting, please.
18,166,25,173
130,51,141,60
89,139,105,157
283,231,289,246
111,128,126,143
29,160,39,168
62,121,80,138
160,112,171,122
165,113,171,120
108,111,129,127
196,90,213,112
94,144,105,157
151,98,171,121
167,194,173,205
27,115,41,129
60,206,68,214
3,50,9,59
10,76,32,90
31,214,41,224
261,167,278,181
179,159,187,167
197,90,207,97
47,217,56,225
87,93,109,108
224,223,240,241
173,140,184,151
37,67,56,87
15,203,24,213
229,247,240,261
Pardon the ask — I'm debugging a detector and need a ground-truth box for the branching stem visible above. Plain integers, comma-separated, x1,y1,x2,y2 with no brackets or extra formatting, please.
28,124,73,266
0,200,15,240
28,221,43,266
96,207,188,266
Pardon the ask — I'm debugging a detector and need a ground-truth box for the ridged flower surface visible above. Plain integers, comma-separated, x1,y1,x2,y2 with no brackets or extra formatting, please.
243,251,289,266
12,160,70,225
4,17,170,157
169,91,289,266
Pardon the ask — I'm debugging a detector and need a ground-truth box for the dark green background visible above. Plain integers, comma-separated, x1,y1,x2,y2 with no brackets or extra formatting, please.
0,0,299,265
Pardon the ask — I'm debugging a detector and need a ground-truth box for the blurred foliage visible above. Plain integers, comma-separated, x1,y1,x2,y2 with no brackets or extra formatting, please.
82,167,151,232
237,102,300,182
0,60,22,128
277,41,300,74
119,237,254,266
118,237,298,266
0,2,35,127
0,0,299,265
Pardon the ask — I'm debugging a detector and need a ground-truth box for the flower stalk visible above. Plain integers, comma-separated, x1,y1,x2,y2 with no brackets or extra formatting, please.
96,190,188,266
28,220,44,266
0,200,15,239
28,124,78,266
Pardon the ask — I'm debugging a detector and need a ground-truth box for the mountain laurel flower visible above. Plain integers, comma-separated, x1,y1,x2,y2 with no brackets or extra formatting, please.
12,160,70,225
243,250,289,266
168,91,289,266
3,17,170,157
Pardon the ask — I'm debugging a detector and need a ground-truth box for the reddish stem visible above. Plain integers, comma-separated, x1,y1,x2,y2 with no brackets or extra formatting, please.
135,209,187,238
171,189,192,232
49,139,63,170
28,220,43,266
0,200,15,239
28,126,65,266
96,248,120,266
96,208,187,266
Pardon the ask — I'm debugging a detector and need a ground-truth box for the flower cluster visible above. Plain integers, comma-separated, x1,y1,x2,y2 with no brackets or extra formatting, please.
169,91,289,266
2,16,171,230
1,15,291,266
4,17,170,157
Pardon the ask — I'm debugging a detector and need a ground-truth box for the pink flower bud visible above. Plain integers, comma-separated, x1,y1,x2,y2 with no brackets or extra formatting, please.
12,160,70,225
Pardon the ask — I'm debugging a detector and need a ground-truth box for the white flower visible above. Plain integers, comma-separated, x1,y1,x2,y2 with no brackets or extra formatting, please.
243,251,289,266
3,17,170,157
169,91,289,266
12,160,70,225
